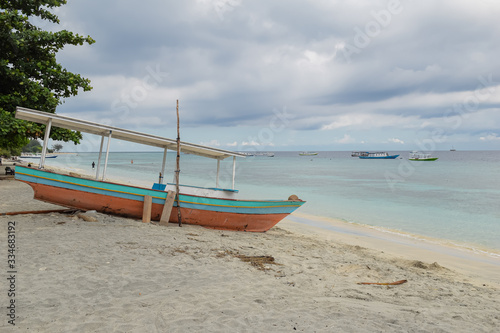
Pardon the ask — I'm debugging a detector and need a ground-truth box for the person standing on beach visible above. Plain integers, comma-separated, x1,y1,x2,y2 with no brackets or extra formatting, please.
92,161,95,169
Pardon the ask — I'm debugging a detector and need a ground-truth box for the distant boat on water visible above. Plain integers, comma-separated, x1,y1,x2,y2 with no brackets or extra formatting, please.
20,153,57,159
358,152,399,159
299,152,318,156
236,152,273,157
255,152,274,157
351,151,368,157
409,151,438,161
450,146,456,151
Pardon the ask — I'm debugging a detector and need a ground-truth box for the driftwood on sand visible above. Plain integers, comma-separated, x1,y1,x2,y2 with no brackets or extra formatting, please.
357,279,408,286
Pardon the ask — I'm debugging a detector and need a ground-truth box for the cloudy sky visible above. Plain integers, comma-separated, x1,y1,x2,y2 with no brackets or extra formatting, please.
44,0,500,152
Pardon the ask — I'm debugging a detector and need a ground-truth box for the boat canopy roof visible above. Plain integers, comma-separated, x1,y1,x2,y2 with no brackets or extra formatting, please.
15,107,245,160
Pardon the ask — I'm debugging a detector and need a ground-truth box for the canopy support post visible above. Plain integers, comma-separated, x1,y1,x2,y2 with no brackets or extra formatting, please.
102,130,112,181
95,135,105,180
232,156,236,190
160,147,167,184
175,100,182,226
39,118,52,169
216,159,220,188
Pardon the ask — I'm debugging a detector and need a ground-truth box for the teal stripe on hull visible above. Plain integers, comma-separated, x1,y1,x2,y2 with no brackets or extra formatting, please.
15,166,303,215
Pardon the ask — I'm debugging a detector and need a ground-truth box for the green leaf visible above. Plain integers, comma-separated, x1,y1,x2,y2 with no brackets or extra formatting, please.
0,1,93,152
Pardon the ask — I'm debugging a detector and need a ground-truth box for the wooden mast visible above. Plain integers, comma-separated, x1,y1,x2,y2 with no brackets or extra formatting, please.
175,100,182,226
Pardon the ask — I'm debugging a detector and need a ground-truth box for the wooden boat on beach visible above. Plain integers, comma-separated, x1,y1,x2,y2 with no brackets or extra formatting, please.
13,107,305,232
15,166,303,232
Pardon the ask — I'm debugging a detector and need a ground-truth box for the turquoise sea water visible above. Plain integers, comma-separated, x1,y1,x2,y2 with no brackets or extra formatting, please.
41,150,500,253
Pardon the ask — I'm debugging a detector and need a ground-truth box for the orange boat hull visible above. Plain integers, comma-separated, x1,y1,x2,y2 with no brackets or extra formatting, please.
26,182,289,232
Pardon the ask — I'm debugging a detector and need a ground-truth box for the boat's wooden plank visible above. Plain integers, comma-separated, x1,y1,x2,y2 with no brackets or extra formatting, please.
142,195,153,223
159,191,176,226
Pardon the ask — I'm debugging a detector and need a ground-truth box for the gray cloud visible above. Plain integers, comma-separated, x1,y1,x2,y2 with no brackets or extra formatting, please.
48,0,500,149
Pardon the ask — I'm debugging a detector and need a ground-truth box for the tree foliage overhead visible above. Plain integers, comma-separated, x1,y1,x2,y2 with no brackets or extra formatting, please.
0,0,95,151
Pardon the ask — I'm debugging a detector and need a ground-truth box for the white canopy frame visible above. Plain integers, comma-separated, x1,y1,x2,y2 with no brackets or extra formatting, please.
15,107,245,188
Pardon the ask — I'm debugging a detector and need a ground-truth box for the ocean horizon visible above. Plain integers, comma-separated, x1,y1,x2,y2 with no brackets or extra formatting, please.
38,150,500,256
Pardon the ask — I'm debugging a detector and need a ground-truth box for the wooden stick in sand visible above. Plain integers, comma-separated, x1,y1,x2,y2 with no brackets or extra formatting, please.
175,100,182,227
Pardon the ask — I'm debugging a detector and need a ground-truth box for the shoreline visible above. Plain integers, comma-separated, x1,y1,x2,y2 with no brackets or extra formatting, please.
9,161,500,261
283,213,500,288
290,212,500,261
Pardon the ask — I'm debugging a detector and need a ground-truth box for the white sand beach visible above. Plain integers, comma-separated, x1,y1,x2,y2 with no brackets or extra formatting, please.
1,175,499,332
